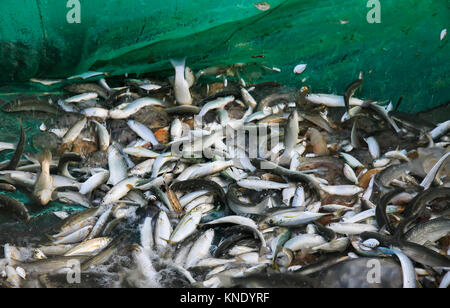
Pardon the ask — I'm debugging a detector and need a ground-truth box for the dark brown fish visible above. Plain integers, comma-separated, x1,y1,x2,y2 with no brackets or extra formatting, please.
5,121,26,171
0,195,30,221
344,79,363,113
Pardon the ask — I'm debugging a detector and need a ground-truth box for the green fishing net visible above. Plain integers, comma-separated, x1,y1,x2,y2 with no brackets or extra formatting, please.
0,0,448,113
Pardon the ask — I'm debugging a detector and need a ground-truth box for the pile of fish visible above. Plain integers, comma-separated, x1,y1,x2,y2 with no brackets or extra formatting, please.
0,58,449,288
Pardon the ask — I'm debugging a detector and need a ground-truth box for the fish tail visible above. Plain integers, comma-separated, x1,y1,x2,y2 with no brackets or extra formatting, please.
170,58,186,74
38,149,52,165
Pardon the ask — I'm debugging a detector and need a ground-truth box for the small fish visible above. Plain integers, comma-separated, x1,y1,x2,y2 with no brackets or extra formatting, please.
79,170,109,195
404,218,450,246
151,153,178,179
123,147,160,159
4,121,25,171
343,164,358,184
65,83,109,99
68,71,106,80
33,150,54,206
170,118,184,141
306,93,365,108
81,231,130,271
65,92,98,103
185,229,215,268
2,97,61,115
362,101,403,135
87,206,113,240
284,234,326,252
440,29,447,41
439,271,450,289
319,184,363,196
60,117,87,152
293,64,307,75
107,144,128,185
373,158,391,168
140,83,163,91
344,79,363,113
57,152,82,180
420,152,450,190
140,217,154,253
376,247,416,288
53,191,92,208
53,225,93,245
430,120,450,140
0,195,30,221
167,185,183,214
204,216,266,253
155,211,172,251
312,237,350,253
0,183,16,192
101,177,141,205
127,120,160,147
92,120,110,151
170,58,193,105
264,208,329,227
129,159,155,176
30,78,63,86
188,160,234,180
19,256,90,275
198,96,235,118
237,179,292,191
109,98,166,119
280,110,299,161
169,209,202,244
365,136,380,160
362,239,380,249
327,222,377,235
64,237,112,257
241,88,258,109
82,107,109,119
254,2,271,11
0,142,16,153
340,152,364,168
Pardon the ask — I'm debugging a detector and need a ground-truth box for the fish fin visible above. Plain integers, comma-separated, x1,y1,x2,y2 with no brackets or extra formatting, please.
38,149,52,164
170,58,187,73
394,96,403,111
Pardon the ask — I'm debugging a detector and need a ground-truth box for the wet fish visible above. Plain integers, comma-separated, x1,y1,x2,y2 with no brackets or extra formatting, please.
264,208,330,227
79,170,110,195
168,208,202,244
169,58,193,106
107,144,128,185
60,117,87,152
404,218,450,245
64,237,112,257
33,150,54,206
344,79,363,113
2,98,61,115
127,120,160,147
4,122,25,171
0,195,30,221
185,229,215,268
109,98,166,119
57,152,82,180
